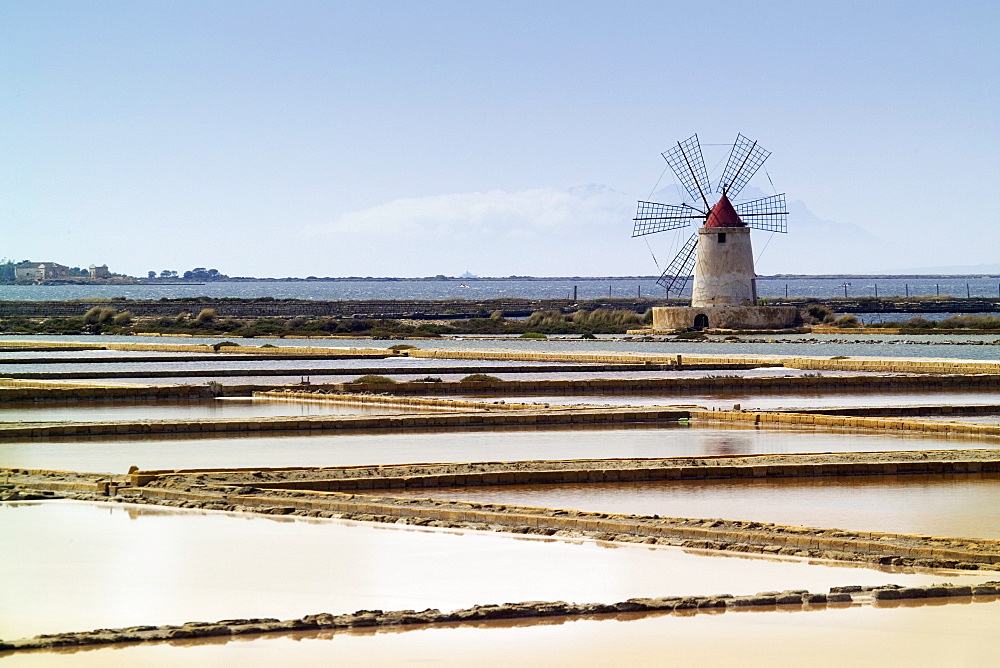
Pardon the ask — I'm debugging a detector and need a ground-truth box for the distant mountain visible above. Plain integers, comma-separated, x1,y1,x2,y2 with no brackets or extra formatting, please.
646,185,896,275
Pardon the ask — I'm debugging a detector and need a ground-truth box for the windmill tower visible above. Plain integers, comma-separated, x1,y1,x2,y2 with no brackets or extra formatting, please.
633,134,799,331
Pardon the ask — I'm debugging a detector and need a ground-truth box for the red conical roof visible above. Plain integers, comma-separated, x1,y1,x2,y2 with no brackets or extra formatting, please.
704,193,745,227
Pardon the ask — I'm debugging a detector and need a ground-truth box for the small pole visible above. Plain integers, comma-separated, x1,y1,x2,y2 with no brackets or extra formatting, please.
874,283,878,299
785,283,788,298
936,283,940,296
609,284,612,298
967,283,971,298
905,284,909,298
573,285,577,301
638,285,641,299
844,283,848,298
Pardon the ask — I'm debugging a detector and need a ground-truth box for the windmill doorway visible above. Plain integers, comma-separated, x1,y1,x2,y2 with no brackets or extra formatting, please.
693,314,709,330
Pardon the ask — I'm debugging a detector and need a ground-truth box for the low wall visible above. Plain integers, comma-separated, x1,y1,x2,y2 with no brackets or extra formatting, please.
253,390,554,411
693,410,1000,439
408,348,1000,374
242,457,1000,493
322,373,1000,396
652,306,799,331
0,406,691,440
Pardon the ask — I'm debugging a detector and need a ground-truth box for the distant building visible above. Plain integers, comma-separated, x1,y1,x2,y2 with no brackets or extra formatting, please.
89,264,110,279
15,261,69,282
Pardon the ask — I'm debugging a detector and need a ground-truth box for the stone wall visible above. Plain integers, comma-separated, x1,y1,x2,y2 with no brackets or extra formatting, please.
651,305,800,331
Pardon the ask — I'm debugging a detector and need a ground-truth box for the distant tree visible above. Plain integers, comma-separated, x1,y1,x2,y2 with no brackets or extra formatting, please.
183,270,193,279
148,271,156,278
159,270,177,278
207,268,219,278
0,259,14,281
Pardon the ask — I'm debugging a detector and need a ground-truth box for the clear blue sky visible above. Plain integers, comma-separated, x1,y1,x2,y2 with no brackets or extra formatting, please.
2,1,997,277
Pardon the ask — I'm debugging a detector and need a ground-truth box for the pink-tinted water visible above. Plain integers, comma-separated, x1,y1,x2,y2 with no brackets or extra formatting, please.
4,600,999,667
386,474,1000,539
0,425,991,473
1,501,990,642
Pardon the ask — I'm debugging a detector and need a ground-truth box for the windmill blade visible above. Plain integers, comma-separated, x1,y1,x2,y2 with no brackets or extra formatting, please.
655,232,699,296
661,134,711,210
734,194,788,233
632,201,701,237
717,134,771,199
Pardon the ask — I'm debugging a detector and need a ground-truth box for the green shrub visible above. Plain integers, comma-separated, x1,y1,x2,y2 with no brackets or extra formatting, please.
460,374,501,382
212,341,239,351
354,374,397,384
196,308,217,324
415,376,443,382
903,317,935,329
260,343,278,348
112,311,133,326
389,344,418,351
803,304,835,324
520,332,547,339
833,314,860,328
938,315,1000,329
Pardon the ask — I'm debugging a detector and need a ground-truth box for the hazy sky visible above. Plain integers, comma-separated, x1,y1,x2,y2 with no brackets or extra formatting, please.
2,1,997,277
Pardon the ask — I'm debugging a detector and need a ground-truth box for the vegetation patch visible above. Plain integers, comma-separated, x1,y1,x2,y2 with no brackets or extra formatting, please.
353,375,397,384
460,374,501,383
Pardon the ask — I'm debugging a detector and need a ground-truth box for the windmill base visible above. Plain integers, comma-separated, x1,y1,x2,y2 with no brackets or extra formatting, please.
650,306,800,332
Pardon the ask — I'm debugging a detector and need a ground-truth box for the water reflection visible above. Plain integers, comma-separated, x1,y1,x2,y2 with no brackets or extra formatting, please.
385,473,1000,540
698,432,754,456
2,501,993,641
1,425,993,474
4,598,999,667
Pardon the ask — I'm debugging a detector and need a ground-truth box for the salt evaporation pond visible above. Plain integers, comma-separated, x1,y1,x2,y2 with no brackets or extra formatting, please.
0,398,437,422
5,333,1000,361
7,600,997,668
456,389,1000,411
13,367,854,386
1,425,993,473
1,501,992,642
386,474,1000,540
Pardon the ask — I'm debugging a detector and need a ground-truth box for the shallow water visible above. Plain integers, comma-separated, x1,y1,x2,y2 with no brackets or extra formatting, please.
0,501,990,642
63,366,853,386
0,357,560,374
0,425,991,474
386,474,1000,540
456,389,1000,411
5,601,998,667
5,334,1000,360
0,398,434,422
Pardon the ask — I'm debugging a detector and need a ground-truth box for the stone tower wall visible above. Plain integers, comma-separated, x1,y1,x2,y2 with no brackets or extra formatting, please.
691,226,756,307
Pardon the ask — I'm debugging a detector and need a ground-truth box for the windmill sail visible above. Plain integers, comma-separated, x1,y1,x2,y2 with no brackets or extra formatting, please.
655,232,699,296
717,134,771,199
632,201,701,237
661,134,711,210
734,194,788,233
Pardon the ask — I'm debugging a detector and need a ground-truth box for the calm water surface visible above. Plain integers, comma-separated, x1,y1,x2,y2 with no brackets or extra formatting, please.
386,475,1000,540
4,334,1000,360
0,426,990,474
6,601,998,667
0,398,434,422
456,390,1000,411
2,276,999,301
6,501,989,641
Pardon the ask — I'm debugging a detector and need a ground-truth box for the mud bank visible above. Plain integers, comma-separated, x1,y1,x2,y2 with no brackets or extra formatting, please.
8,450,1000,571
3,583,997,653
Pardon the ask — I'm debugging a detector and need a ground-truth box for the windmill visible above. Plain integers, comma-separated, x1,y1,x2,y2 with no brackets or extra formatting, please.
633,134,788,307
